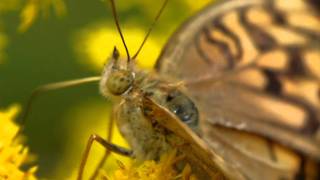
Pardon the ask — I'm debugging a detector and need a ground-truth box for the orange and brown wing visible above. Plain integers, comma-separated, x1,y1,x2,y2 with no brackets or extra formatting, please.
156,0,320,179
143,96,304,180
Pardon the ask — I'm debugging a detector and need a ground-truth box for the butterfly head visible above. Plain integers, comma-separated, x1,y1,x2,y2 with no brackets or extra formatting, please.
100,47,135,97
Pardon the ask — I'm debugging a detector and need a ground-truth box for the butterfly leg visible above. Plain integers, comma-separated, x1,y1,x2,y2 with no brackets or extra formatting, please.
77,133,133,180
89,110,115,180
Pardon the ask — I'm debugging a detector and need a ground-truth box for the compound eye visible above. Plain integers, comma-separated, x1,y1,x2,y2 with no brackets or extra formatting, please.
106,70,134,95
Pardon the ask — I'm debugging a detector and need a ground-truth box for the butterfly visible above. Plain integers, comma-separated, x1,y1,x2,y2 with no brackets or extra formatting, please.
91,0,320,179
151,0,320,179
20,0,320,179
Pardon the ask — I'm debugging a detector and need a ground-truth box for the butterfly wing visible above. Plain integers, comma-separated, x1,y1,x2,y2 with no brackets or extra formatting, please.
143,96,301,180
142,97,236,179
156,0,320,178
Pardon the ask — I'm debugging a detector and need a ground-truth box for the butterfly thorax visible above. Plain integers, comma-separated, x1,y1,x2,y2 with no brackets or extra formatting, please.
126,71,200,162
100,56,200,162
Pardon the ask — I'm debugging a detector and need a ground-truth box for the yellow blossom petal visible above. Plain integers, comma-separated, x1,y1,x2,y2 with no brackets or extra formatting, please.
104,150,195,180
19,0,67,32
0,105,38,179
74,24,162,71
18,0,39,32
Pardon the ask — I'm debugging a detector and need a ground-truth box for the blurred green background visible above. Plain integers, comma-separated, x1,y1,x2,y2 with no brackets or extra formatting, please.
0,0,211,178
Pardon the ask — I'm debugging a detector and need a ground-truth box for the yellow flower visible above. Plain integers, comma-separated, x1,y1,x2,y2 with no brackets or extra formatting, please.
103,150,197,180
74,24,162,71
19,0,66,32
0,105,37,180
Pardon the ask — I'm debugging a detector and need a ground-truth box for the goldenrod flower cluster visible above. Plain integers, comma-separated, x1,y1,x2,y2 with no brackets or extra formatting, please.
19,0,66,32
0,105,37,180
102,150,197,180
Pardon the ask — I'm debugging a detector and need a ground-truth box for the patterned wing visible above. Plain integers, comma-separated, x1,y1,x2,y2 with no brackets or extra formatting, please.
156,0,320,179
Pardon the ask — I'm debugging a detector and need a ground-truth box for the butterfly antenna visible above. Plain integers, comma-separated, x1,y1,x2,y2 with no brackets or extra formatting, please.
131,0,169,60
107,0,130,62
